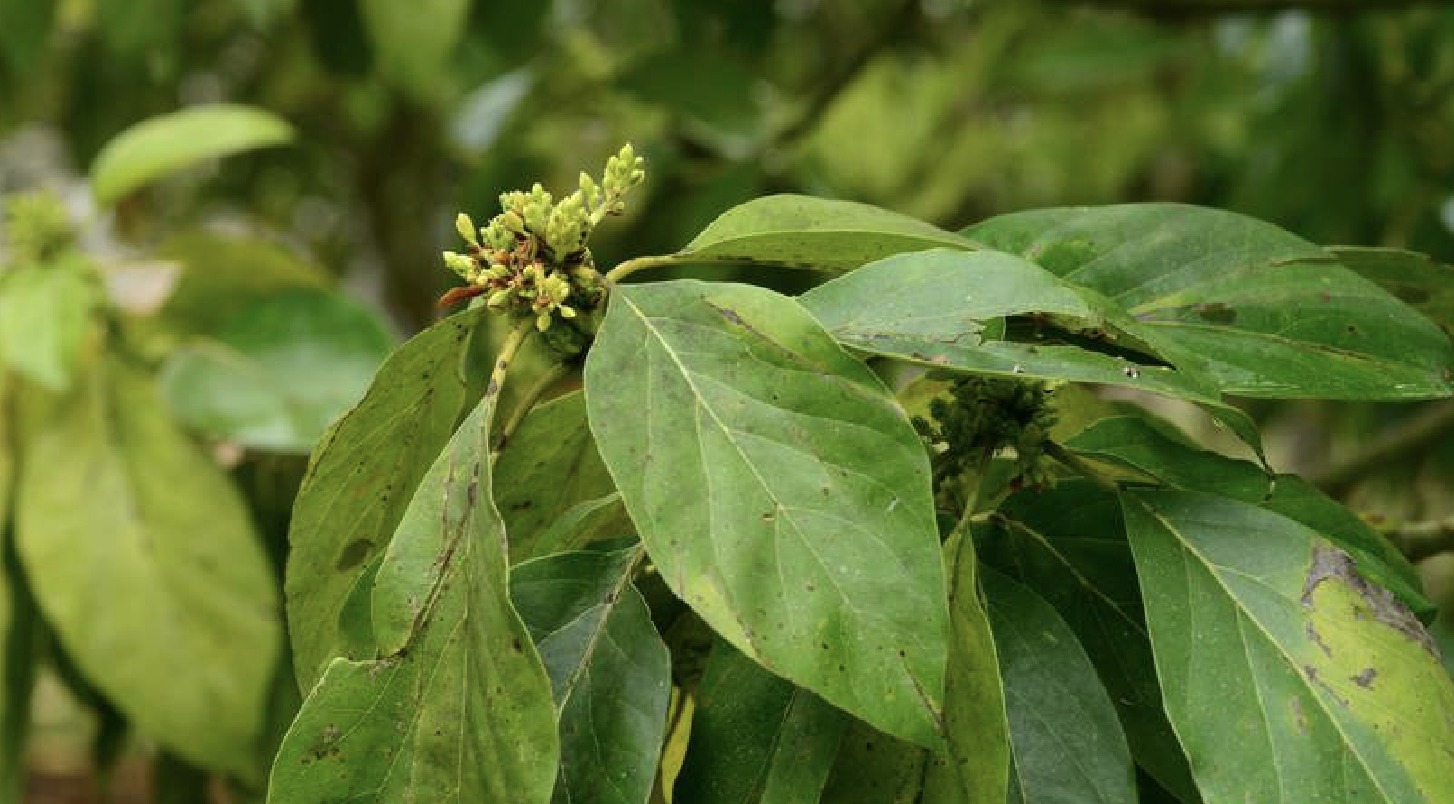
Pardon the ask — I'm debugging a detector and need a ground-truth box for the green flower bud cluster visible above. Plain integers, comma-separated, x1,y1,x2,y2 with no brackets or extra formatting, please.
914,377,1059,496
441,144,646,333
2,190,74,265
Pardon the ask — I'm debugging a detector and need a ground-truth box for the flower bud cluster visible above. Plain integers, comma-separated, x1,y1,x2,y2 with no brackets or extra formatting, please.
914,377,1059,495
441,144,646,332
2,190,74,265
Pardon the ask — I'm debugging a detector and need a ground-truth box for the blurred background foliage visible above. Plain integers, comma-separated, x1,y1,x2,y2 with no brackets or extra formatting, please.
5,0,1454,801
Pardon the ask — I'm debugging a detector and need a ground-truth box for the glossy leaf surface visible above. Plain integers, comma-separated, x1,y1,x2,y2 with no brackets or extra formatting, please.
1123,490,1454,804
585,280,948,746
286,309,480,688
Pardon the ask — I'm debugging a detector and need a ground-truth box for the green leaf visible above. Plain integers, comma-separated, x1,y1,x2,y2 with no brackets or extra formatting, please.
1123,489,1454,804
820,721,926,804
965,204,1454,399
285,309,481,689
983,567,1136,804
1326,247,1454,330
162,289,395,452
523,492,635,561
977,482,1200,803
921,534,1009,803
0,256,101,391
269,392,559,804
585,280,948,746
360,0,471,100
14,360,279,779
1261,475,1432,622
493,391,621,562
157,231,331,336
511,546,671,804
675,640,848,804
90,104,294,206
681,195,976,272
1064,415,1270,502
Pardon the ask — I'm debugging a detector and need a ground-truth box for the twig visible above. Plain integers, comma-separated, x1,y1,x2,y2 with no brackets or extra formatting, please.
1311,401,1454,499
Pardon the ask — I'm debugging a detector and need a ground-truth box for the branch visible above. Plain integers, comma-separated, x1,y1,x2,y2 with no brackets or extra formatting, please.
1310,401,1454,499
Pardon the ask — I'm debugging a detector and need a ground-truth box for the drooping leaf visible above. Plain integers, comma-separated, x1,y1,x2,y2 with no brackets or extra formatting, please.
965,204,1454,399
162,288,395,452
674,640,847,804
983,567,1136,804
511,546,671,804
493,391,620,562
269,393,559,804
921,533,1009,803
977,482,1200,803
14,360,279,779
680,195,976,272
1326,247,1454,330
90,104,294,205
285,309,481,689
0,255,101,391
1064,415,1270,502
360,0,471,100
1122,489,1454,804
819,721,926,804
585,280,948,746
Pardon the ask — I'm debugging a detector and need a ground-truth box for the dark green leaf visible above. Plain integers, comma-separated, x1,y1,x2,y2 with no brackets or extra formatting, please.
90,104,294,206
681,195,976,272
820,721,926,804
162,289,394,452
1064,415,1270,502
983,567,1136,804
965,205,1454,399
1123,489,1454,804
977,482,1200,803
0,0,56,74
285,309,481,689
512,546,671,804
269,394,559,803
585,280,948,746
494,391,621,562
360,0,471,100
675,640,846,804
0,255,101,391
15,360,279,779
921,534,1009,803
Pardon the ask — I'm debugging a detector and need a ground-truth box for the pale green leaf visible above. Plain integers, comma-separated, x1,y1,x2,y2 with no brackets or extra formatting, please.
285,309,481,689
493,391,620,562
90,104,294,206
585,280,948,746
984,567,1136,804
1123,489,1454,804
157,231,331,336
269,394,559,804
675,641,847,804
681,195,976,272
965,205,1454,399
15,360,279,779
0,255,101,391
512,547,671,804
162,289,394,452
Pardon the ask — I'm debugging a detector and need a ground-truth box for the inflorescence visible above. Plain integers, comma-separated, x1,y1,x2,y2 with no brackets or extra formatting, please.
441,144,646,333
915,376,1059,500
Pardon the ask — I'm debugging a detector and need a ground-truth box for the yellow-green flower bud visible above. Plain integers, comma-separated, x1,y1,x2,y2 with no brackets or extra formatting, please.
487,289,512,307
536,312,553,332
455,213,478,246
442,251,475,277
559,305,577,319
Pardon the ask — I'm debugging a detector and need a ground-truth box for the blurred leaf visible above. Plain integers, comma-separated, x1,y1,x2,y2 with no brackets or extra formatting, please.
0,0,56,75
360,0,472,100
512,546,671,804
14,360,280,779
270,395,559,803
450,69,533,157
90,104,295,206
1008,20,1182,94
983,567,1136,804
1065,415,1270,502
162,288,395,452
286,309,482,689
93,0,182,56
674,640,847,804
0,254,101,391
618,49,761,139
0,373,35,804
681,195,976,272
494,391,620,563
1123,489,1454,804
157,232,331,335
585,280,948,747
965,205,1454,399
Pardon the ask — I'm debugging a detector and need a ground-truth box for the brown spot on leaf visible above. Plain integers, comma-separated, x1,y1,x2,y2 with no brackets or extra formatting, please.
1197,303,1237,325
1352,667,1377,688
335,539,374,571
1302,545,1438,656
